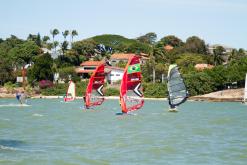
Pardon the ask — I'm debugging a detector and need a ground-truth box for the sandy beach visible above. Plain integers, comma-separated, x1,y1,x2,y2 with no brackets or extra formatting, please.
0,87,244,102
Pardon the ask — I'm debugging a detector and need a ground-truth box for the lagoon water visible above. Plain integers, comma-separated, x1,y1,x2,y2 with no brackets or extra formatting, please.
0,98,247,165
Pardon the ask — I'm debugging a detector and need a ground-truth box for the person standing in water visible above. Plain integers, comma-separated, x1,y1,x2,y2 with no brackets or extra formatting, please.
16,91,27,104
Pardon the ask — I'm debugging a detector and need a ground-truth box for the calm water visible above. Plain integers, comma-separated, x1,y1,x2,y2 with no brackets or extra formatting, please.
0,98,247,165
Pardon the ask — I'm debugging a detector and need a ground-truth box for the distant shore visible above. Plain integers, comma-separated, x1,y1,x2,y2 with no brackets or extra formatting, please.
0,88,244,102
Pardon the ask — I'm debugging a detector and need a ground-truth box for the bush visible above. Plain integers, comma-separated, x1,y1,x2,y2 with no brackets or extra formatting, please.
184,72,215,96
39,80,53,89
143,83,168,98
105,87,119,96
4,82,15,93
40,81,88,96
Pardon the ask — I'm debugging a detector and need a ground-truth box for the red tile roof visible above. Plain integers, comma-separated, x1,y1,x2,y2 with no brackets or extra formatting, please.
80,61,103,66
110,53,135,60
105,66,124,71
164,45,174,51
195,64,214,70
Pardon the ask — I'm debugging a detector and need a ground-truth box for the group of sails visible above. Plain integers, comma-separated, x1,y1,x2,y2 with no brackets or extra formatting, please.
64,54,189,113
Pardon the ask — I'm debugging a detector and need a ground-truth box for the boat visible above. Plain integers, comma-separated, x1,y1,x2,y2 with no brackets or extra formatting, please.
64,80,76,102
243,73,247,104
84,63,105,109
167,64,188,112
119,55,144,114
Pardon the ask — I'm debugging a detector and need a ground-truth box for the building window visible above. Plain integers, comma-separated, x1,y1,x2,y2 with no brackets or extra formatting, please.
84,67,96,70
116,74,120,76
110,74,114,76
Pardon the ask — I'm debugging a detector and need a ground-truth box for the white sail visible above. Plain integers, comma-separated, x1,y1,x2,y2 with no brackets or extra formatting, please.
68,81,75,98
244,73,247,102
64,81,76,101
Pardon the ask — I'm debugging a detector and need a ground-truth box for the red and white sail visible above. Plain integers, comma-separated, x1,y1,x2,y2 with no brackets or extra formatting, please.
64,80,76,102
84,63,105,108
120,55,144,113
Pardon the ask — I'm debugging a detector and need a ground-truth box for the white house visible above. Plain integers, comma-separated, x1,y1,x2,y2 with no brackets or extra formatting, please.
75,61,104,78
208,44,234,54
105,66,124,84
110,53,149,65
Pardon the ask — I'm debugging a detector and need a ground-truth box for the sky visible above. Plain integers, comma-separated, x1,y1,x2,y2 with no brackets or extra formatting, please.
0,0,247,49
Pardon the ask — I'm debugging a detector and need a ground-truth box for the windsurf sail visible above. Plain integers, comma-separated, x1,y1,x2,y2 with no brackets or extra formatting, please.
120,55,144,113
84,63,105,108
167,64,188,109
64,80,76,102
244,73,247,102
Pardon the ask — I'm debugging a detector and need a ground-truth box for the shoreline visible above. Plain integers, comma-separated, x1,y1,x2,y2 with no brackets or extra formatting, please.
0,88,244,102
0,94,242,102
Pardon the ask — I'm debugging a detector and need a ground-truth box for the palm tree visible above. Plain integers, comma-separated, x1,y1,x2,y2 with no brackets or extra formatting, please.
42,36,50,43
150,45,156,83
50,29,59,43
71,30,78,43
53,41,59,54
213,46,225,66
62,30,69,41
60,41,69,55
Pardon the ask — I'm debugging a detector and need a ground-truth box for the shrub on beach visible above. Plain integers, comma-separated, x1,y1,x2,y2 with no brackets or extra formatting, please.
4,82,15,93
105,87,119,96
40,81,88,96
143,83,168,98
39,80,53,89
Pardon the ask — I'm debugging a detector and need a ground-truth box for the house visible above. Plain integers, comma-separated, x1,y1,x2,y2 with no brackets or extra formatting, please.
75,61,104,78
208,44,234,54
164,45,174,51
105,66,124,84
110,53,149,65
195,64,214,71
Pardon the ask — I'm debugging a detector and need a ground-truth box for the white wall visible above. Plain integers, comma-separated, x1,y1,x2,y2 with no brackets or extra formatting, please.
107,70,124,83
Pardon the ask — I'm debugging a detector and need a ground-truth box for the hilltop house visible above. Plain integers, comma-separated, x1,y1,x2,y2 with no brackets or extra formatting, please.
164,45,174,51
75,61,104,78
208,44,234,54
110,53,149,65
75,61,124,83
105,66,124,84
195,64,214,71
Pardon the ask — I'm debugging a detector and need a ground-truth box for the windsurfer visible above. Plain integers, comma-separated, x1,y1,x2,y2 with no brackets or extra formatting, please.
16,91,26,104
16,91,21,103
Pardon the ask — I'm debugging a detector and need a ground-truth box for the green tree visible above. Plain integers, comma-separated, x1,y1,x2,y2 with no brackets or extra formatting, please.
71,30,78,43
72,39,96,60
28,53,54,82
184,36,207,54
60,41,69,55
176,53,206,73
62,30,69,41
36,33,42,47
50,29,59,42
158,35,184,48
8,41,41,66
42,36,50,43
184,72,215,96
137,32,157,44
213,46,225,65
53,41,59,54
0,58,15,85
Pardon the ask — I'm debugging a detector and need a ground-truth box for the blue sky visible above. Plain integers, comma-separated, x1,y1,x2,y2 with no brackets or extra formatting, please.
1,0,247,49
